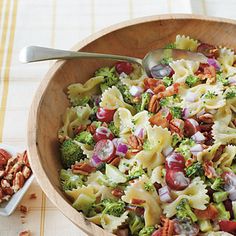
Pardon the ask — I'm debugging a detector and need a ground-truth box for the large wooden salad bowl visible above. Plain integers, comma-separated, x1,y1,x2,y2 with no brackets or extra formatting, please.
28,14,236,235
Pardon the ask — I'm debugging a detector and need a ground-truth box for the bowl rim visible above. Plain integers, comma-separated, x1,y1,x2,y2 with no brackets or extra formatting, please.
27,13,236,235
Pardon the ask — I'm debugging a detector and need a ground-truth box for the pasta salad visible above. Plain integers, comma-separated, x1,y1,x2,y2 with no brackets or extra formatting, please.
58,35,236,236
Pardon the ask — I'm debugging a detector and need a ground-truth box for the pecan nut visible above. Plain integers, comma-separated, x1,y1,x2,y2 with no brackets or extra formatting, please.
148,95,160,113
22,166,31,179
161,216,174,236
198,113,214,124
127,135,143,150
169,118,184,137
0,149,11,166
12,172,25,192
108,157,121,167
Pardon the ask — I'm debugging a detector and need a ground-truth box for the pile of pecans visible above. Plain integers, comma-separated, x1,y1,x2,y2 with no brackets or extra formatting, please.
0,149,31,203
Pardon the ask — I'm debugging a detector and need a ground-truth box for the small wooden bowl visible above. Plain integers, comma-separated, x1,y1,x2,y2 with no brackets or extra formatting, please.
28,14,236,235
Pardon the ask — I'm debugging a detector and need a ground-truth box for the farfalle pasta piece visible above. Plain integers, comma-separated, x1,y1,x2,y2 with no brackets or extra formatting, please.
58,105,92,139
122,175,161,226
65,185,96,201
150,166,165,185
175,35,199,51
68,76,104,106
205,232,234,236
162,177,209,217
100,86,136,114
170,59,200,83
197,143,222,163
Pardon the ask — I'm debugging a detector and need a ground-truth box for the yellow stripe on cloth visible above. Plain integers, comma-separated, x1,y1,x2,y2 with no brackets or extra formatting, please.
40,191,46,236
0,0,18,143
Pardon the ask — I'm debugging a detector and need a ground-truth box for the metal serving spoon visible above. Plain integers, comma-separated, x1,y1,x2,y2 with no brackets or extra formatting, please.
19,46,207,76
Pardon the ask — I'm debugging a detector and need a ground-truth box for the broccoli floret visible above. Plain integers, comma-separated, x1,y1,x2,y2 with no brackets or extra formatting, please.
138,226,155,236
108,121,120,137
176,198,197,222
128,212,145,235
144,182,155,192
164,43,176,49
101,199,126,217
74,131,94,145
216,71,229,86
225,86,236,99
160,57,173,65
128,165,145,180
71,96,90,107
91,121,102,128
215,202,230,220
137,92,151,112
60,169,83,191
60,139,86,168
176,138,195,159
143,140,152,150
163,76,173,87
117,83,133,104
185,75,199,87
95,67,119,90
204,91,217,99
211,177,224,191
170,106,182,119
172,133,182,147
159,95,182,108
185,162,204,178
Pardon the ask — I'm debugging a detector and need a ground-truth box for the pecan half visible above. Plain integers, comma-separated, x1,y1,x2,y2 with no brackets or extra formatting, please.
148,95,160,113
161,216,174,236
22,166,31,179
196,64,216,84
12,172,25,192
1,179,10,188
127,135,143,150
212,145,226,162
108,156,121,167
72,162,96,175
0,149,11,166
198,113,214,124
203,160,217,179
169,118,184,137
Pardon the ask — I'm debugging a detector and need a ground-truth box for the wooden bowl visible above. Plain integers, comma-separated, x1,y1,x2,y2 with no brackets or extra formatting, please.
28,14,236,236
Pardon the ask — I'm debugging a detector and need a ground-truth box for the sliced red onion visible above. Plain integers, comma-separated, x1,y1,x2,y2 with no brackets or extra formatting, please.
129,86,143,97
196,109,205,118
116,143,128,157
96,127,112,138
190,144,204,156
185,91,198,102
134,127,146,140
158,186,172,203
207,58,220,71
182,108,191,119
188,118,200,127
146,88,154,95
91,154,102,167
162,146,174,157
228,77,236,85
191,131,206,143
226,185,236,201
112,138,121,148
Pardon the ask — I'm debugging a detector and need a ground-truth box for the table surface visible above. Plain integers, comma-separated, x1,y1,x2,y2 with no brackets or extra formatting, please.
0,0,236,235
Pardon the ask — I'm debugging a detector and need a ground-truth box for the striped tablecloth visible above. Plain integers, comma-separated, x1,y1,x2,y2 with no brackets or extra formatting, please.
0,0,235,235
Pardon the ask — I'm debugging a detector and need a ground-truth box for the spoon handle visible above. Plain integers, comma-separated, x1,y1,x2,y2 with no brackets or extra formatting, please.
19,46,142,65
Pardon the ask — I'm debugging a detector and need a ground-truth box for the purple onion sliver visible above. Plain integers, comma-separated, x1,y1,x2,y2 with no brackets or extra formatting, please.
207,58,220,71
116,143,128,157
163,146,174,157
191,131,206,143
158,186,172,203
146,89,154,95
91,154,102,167
182,108,191,119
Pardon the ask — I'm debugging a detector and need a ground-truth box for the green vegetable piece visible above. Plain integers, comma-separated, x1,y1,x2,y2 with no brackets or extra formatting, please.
72,193,96,215
138,92,151,112
160,57,173,65
105,164,127,184
225,86,236,99
163,76,173,87
101,199,126,217
170,106,182,119
232,163,236,174
100,83,109,92
74,131,94,145
60,139,86,168
185,75,199,87
213,192,228,203
176,138,195,159
144,182,154,192
215,202,231,220
71,96,90,107
117,83,133,104
211,177,224,191
176,198,198,222
185,162,204,178
128,212,145,235
198,219,212,232
164,43,176,49
138,226,155,236
204,91,217,99
60,169,83,191
232,201,236,220
128,165,145,180
108,121,119,137
172,133,182,147
91,121,102,128
216,71,229,86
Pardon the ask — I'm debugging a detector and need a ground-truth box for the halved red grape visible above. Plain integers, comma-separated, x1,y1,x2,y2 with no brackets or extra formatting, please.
184,118,200,137
150,64,173,78
96,107,115,123
219,220,236,234
197,43,218,58
165,152,185,171
115,61,133,75
93,139,116,163
93,127,114,142
165,170,190,191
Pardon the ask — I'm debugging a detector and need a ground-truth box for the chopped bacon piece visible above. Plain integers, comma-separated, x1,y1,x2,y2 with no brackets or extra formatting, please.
111,188,124,198
196,63,216,83
194,204,218,220
72,162,96,175
149,108,172,128
126,205,145,216
144,78,164,91
131,198,146,205
108,156,121,167
203,160,217,178
157,83,180,99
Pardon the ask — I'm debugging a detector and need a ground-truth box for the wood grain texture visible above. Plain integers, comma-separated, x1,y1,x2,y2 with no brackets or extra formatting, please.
27,14,236,236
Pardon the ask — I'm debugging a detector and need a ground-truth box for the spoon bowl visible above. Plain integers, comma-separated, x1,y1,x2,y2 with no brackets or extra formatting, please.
19,46,207,76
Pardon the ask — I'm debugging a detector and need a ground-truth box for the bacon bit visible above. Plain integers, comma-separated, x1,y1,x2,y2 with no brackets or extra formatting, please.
160,216,174,236
72,162,96,175
126,205,145,216
20,205,28,214
127,135,143,150
111,188,124,198
203,131,214,146
149,108,172,128
144,78,164,91
74,124,86,135
198,113,214,124
199,123,213,132
108,156,121,167
157,83,180,99
203,160,217,178
212,145,226,162
148,95,160,113
29,193,37,199
196,64,216,84
19,230,31,236
153,84,166,94
194,204,218,220
131,198,146,205
169,119,185,137
185,156,197,168
86,124,96,134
